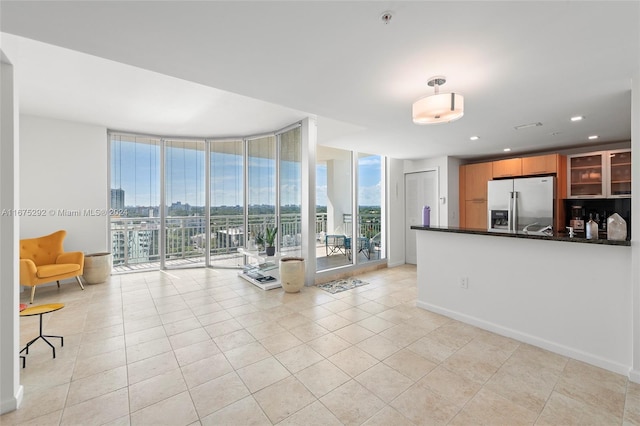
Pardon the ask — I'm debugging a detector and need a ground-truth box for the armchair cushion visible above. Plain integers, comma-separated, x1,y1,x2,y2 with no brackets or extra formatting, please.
37,263,82,279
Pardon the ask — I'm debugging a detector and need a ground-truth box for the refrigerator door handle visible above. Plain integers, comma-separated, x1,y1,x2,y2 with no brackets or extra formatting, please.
508,192,514,232
512,191,519,232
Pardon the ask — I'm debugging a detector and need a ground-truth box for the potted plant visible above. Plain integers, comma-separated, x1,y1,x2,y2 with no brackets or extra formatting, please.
254,230,265,252
264,226,277,256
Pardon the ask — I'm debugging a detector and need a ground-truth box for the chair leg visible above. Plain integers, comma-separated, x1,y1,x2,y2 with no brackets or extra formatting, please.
75,276,85,290
30,286,36,304
57,280,60,288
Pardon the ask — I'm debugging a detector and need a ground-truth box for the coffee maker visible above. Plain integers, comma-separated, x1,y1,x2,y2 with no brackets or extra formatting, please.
570,205,585,234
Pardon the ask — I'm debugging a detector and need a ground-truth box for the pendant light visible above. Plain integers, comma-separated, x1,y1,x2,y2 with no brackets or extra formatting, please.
412,76,464,124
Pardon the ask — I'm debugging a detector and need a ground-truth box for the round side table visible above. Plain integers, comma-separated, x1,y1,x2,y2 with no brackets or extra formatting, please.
19,303,65,359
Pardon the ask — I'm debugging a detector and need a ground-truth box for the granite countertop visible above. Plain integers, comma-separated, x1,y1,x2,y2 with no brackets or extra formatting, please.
410,225,631,247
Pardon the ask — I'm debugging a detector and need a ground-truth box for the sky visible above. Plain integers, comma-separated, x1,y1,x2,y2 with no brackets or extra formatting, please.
111,139,382,208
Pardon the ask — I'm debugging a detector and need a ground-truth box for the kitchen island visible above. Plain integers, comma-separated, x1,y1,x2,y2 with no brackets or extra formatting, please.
412,225,632,376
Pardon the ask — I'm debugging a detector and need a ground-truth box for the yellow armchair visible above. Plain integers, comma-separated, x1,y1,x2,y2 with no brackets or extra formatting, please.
20,230,85,303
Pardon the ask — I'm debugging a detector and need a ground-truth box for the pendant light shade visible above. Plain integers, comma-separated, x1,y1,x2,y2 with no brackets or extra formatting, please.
412,77,464,124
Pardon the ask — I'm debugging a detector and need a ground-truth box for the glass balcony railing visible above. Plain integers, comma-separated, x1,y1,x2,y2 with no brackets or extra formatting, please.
110,212,380,272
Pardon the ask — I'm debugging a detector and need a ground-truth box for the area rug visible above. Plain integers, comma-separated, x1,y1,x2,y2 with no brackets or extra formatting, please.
317,278,369,294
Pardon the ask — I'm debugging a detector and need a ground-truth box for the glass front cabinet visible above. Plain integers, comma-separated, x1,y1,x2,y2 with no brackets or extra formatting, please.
607,149,631,198
568,152,606,198
567,149,631,198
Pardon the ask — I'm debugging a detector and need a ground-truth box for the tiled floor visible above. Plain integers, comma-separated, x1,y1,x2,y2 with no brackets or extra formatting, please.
3,264,640,425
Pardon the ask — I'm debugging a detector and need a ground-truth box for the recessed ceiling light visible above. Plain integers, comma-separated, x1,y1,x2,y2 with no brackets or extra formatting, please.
470,136,479,141
571,116,584,122
503,148,511,152
588,135,599,140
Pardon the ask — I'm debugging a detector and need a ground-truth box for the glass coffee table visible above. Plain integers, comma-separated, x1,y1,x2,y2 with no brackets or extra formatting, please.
19,303,65,359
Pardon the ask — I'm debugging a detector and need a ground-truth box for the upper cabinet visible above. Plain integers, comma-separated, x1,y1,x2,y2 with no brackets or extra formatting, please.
567,152,606,198
464,162,493,200
607,149,631,198
522,154,558,175
492,158,522,178
567,150,630,198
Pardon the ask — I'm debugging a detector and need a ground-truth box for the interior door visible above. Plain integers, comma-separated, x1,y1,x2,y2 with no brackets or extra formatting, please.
405,170,439,264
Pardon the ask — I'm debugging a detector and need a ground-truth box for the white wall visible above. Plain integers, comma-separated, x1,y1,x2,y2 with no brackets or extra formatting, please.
301,117,317,286
404,155,461,228
0,51,23,415
326,152,352,235
447,156,461,227
386,157,405,267
416,230,633,375
19,115,108,252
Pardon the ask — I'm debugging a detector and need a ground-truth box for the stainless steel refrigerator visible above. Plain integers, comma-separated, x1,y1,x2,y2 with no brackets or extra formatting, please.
487,176,555,234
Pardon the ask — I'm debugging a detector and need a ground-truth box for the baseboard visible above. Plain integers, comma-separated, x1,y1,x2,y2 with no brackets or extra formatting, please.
387,260,405,268
629,369,640,383
0,385,23,415
416,301,631,377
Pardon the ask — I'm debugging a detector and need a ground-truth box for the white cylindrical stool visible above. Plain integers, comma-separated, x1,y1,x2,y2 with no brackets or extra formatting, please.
279,257,305,293
83,252,112,284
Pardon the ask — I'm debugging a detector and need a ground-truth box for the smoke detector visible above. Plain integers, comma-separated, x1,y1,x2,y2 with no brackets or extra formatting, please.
380,11,393,24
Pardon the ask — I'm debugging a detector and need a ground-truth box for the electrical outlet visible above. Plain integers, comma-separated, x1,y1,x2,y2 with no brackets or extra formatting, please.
460,277,469,289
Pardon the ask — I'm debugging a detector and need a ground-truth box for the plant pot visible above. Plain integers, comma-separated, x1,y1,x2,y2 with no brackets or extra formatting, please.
265,246,276,256
279,257,305,293
83,252,112,284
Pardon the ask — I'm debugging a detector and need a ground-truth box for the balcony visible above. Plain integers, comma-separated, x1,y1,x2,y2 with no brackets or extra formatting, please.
110,212,380,272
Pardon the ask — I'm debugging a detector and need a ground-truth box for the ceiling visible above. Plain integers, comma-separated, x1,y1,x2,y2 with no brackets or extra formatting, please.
0,1,638,160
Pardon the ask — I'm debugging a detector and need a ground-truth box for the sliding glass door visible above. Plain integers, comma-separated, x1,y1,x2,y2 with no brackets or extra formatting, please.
110,134,161,270
164,139,206,268
210,140,244,267
314,148,385,272
247,136,277,254
316,146,353,271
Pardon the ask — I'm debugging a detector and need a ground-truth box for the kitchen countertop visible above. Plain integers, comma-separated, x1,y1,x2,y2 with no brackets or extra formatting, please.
410,225,631,246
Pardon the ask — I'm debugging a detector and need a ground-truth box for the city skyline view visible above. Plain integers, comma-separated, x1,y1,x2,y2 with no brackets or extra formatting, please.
111,139,382,211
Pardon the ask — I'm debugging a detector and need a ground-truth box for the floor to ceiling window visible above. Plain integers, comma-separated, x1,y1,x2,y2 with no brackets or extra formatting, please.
316,146,354,271
109,123,302,272
247,135,277,252
109,126,382,276
357,153,384,262
279,126,302,258
209,140,244,267
315,147,386,272
164,139,205,268
110,134,161,270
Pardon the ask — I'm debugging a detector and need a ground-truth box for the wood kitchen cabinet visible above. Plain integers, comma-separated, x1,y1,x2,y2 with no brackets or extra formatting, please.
492,158,522,178
459,162,493,229
522,154,558,175
460,155,566,231
464,162,493,199
464,200,488,229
